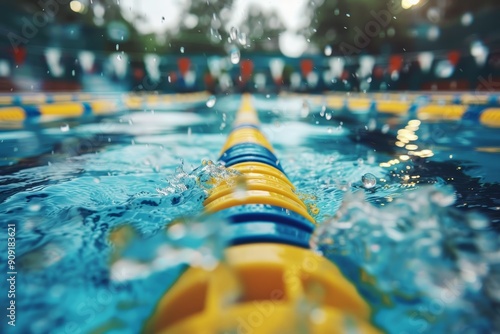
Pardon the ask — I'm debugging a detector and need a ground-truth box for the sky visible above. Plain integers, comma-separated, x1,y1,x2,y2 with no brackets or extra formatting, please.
119,0,310,56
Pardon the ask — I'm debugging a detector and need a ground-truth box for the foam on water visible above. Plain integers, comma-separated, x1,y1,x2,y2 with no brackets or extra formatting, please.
311,185,500,333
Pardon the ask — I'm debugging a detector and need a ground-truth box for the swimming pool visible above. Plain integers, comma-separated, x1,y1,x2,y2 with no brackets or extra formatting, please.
1,93,499,333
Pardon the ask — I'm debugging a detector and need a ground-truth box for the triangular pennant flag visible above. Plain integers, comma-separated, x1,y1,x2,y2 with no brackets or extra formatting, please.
240,59,254,82
359,55,375,78
0,59,11,77
329,57,345,78
178,57,191,77
306,72,319,87
447,50,460,66
269,58,284,83
254,73,266,89
144,54,161,81
110,53,128,79
13,47,27,66
389,54,403,73
184,70,196,87
78,51,95,73
300,59,314,78
470,41,489,67
207,57,222,78
417,52,434,72
45,47,65,77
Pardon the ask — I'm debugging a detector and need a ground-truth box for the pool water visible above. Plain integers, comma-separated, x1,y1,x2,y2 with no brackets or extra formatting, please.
0,94,499,333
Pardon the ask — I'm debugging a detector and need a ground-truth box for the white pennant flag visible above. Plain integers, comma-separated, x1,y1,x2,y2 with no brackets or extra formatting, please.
307,72,319,87
144,54,161,81
110,53,128,79
269,58,284,82
207,57,222,78
329,57,345,78
470,41,489,67
254,73,267,89
417,52,434,72
45,47,65,77
0,60,10,77
358,55,375,78
184,70,196,87
78,51,95,73
290,72,301,89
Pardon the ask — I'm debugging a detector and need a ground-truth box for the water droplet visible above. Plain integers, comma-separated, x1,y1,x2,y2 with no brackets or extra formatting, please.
116,55,122,60
161,16,165,22
320,105,326,117
237,32,247,46
180,46,185,53
338,181,350,191
361,173,377,189
93,177,101,183
327,127,333,133
300,100,310,118
230,47,240,65
115,44,119,51
210,28,222,41
206,95,216,108
232,175,247,200
230,26,238,41
325,112,332,120
60,124,70,132
324,45,332,56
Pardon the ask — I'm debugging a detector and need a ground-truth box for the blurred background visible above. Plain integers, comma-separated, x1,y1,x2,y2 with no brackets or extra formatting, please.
1,0,500,93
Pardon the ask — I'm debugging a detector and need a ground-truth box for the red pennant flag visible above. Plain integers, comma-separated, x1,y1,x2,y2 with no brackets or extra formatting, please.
373,66,385,79
448,50,460,66
177,58,191,76
389,55,403,73
133,68,144,80
169,71,178,83
300,59,314,77
240,59,254,82
340,70,350,81
13,47,27,66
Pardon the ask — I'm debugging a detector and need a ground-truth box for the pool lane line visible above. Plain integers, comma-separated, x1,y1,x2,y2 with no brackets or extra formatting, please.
0,91,210,106
144,94,382,334
286,92,500,127
0,101,120,121
0,92,211,122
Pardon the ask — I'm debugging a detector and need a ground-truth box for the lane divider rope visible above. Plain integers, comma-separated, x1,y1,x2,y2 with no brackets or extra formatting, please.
144,94,381,334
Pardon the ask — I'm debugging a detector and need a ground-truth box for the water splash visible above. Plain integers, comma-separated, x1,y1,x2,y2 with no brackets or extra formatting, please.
110,213,231,282
60,124,70,132
311,185,499,332
111,160,242,281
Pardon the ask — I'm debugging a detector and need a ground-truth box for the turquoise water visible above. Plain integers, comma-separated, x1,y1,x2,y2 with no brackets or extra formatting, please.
0,95,499,333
